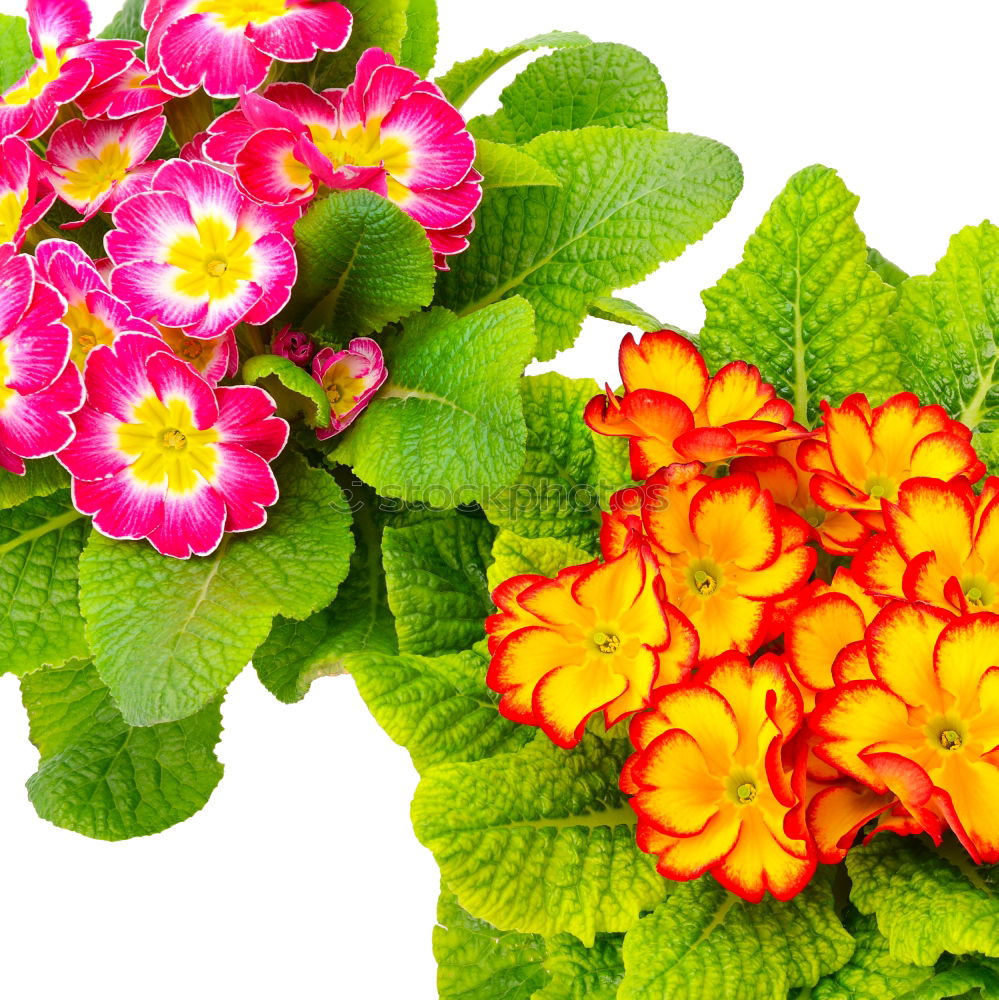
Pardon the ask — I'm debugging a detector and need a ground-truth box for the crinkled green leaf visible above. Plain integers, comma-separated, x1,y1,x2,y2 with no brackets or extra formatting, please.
475,139,561,189
486,530,592,592
536,934,624,1000
287,189,435,339
588,296,669,333
435,889,549,1000
846,836,999,966
242,354,331,429
351,647,531,770
867,247,909,288
470,43,667,144
0,457,69,510
79,453,354,726
619,872,854,1000
335,300,536,504
481,373,629,552
436,127,742,361
881,222,999,471
22,660,223,841
98,0,146,45
435,31,592,110
0,14,33,91
382,511,494,655
700,164,901,425
399,0,438,76
898,961,999,1000
0,490,89,677
412,732,665,944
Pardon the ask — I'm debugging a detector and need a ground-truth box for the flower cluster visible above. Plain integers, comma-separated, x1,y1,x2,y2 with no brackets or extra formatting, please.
486,329,999,902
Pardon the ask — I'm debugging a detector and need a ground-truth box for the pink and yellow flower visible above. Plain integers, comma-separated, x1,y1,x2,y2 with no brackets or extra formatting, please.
203,50,482,266
156,325,237,384
74,56,170,120
486,546,699,748
0,135,55,249
58,332,288,558
47,109,165,225
0,0,136,139
621,653,815,901
271,325,315,367
311,337,386,439
144,0,352,99
106,158,298,340
0,245,84,474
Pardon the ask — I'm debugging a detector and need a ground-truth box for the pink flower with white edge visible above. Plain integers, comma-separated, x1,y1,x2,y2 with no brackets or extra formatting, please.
48,109,166,225
271,325,315,367
34,238,158,370
203,49,482,267
58,332,288,559
0,245,84,475
0,0,137,139
106,158,299,340
0,135,55,249
75,56,169,120
144,0,352,99
312,337,386,440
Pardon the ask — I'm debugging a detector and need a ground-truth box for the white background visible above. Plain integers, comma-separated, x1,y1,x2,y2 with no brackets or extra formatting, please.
2,1,999,997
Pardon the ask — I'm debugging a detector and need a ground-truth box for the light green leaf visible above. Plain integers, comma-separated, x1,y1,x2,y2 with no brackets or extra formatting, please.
897,961,999,1000
399,0,438,76
99,0,146,45
351,647,531,770
588,296,670,334
867,247,909,288
288,189,435,339
847,836,999,967
536,934,624,1000
486,530,592,591
382,511,494,655
79,453,354,726
481,373,629,551
0,14,33,91
470,43,667,144
242,354,330,428
881,222,999,469
435,30,592,110
700,164,901,425
0,491,89,677
0,457,69,510
22,660,223,841
475,138,561,189
335,299,536,504
436,127,742,361
619,872,854,1000
435,889,549,1000
412,733,665,944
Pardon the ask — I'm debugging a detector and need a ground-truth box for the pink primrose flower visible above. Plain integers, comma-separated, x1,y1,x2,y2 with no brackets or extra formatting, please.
311,336,386,439
270,325,315,367
0,135,56,249
75,56,170,120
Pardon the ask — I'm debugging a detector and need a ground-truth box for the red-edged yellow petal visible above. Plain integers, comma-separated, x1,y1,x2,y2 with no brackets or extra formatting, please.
517,563,595,627
817,509,870,555
532,656,628,748
826,567,884,624
653,603,699,685
730,455,799,507
885,477,974,565
974,490,999,578
691,474,779,570
486,573,545,650
733,538,816,599
643,474,704,555
853,535,907,600
650,683,739,775
704,361,773,426
572,546,642,617
652,806,742,881
901,551,954,611
832,640,875,684
674,425,739,463
824,401,875,487
619,330,708,404
787,593,866,692
807,781,896,863
488,626,582,721
934,752,999,863
810,474,871,513
602,645,660,726
618,389,695,471
933,613,999,717
687,592,768,658
976,667,999,753
910,429,982,481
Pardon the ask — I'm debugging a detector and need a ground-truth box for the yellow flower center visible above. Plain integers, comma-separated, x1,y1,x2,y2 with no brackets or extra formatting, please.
4,47,63,105
803,505,826,528
196,0,288,30
321,361,368,417
725,767,759,806
58,143,133,206
0,188,28,244
158,327,212,372
167,216,254,302
118,395,219,493
0,340,13,410
939,729,963,750
687,559,723,598
311,118,412,196
961,575,996,609
65,303,115,369
863,474,898,502
592,631,621,655
926,714,968,755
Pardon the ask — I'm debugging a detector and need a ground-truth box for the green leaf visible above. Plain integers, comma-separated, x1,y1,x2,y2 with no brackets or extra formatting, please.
475,138,561,189
897,961,999,1000
22,660,223,841
351,647,531,770
486,530,592,591
382,510,494,655
867,247,909,288
98,0,146,45
0,491,89,677
619,872,854,1000
588,296,670,333
242,354,330,429
881,222,999,468
435,30,592,110
846,836,999,967
812,911,934,1000
0,14,33,91
287,189,436,339
699,164,901,425
412,732,665,944
79,453,354,726
536,934,624,1000
435,889,549,1000
436,127,742,361
470,43,667,144
399,0,438,76
481,373,629,552
335,299,536,504
0,457,69,510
